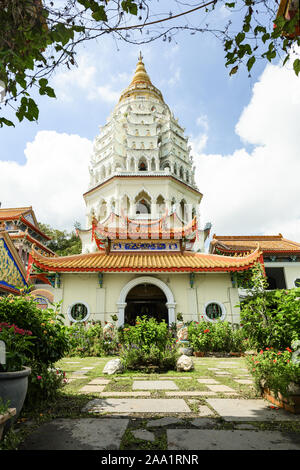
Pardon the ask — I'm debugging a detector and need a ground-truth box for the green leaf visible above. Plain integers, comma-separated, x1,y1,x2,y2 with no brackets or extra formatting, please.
92,6,107,22
229,65,238,76
293,58,300,76
235,32,245,45
0,117,15,128
247,56,256,71
122,0,138,15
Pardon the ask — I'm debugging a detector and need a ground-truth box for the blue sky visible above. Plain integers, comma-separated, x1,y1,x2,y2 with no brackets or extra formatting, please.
0,3,300,243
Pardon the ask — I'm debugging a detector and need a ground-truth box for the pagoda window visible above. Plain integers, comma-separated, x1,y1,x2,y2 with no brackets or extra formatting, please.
179,167,184,179
174,163,177,175
192,207,196,219
180,199,187,221
151,158,156,171
100,166,106,179
135,191,151,215
99,201,107,220
138,158,148,171
156,195,165,215
186,171,190,183
129,157,135,171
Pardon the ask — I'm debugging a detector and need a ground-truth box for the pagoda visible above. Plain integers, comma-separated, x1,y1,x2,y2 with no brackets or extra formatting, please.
28,55,263,326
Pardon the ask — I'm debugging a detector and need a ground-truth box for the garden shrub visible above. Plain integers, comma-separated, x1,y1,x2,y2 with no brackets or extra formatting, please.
119,316,178,372
240,287,300,350
187,320,247,353
0,293,69,365
0,292,70,406
25,362,67,406
67,321,118,357
246,343,300,399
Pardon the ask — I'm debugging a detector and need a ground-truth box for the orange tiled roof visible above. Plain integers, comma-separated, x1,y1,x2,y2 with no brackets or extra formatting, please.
0,207,33,219
29,246,263,273
9,232,55,255
210,234,300,254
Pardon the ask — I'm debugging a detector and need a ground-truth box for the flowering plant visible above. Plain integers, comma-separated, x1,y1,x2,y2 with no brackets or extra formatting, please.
246,346,300,399
0,322,35,372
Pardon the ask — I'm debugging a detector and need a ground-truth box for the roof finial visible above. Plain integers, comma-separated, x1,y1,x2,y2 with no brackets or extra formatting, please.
138,51,143,62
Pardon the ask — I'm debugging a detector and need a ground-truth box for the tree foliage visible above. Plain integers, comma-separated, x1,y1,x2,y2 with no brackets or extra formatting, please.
0,0,299,127
39,221,82,256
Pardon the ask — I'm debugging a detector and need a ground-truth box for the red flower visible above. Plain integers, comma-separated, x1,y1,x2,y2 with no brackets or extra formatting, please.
286,347,292,353
273,359,277,363
278,351,282,355
259,350,264,354
37,376,42,380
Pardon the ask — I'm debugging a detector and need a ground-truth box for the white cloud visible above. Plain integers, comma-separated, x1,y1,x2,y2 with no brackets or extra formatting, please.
193,60,300,242
0,131,92,231
52,53,124,104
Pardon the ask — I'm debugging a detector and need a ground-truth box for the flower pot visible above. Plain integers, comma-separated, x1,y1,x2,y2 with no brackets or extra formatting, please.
0,366,31,432
261,383,300,414
0,408,16,440
193,351,205,357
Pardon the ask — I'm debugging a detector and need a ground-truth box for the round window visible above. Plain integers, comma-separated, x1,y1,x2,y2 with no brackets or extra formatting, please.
204,302,226,321
69,303,89,322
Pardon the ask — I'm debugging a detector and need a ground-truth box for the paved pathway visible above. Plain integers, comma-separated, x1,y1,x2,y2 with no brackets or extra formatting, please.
19,357,300,451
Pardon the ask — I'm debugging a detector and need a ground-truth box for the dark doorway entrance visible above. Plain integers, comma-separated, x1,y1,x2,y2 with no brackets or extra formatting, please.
265,267,286,289
124,283,168,325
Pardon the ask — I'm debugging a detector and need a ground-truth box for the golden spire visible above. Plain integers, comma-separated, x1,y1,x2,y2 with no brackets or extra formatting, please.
118,53,164,103
130,52,152,86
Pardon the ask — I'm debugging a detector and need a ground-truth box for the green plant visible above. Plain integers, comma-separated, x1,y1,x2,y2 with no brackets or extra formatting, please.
0,293,70,365
119,316,178,371
246,346,300,399
0,397,10,415
240,287,300,350
25,362,66,407
0,322,35,371
187,320,246,353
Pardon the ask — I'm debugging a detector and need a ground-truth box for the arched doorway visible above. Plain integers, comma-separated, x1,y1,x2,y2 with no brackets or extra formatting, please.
117,276,176,326
124,283,168,325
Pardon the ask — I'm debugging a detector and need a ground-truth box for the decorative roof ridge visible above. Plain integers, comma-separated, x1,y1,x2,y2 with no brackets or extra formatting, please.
212,234,283,240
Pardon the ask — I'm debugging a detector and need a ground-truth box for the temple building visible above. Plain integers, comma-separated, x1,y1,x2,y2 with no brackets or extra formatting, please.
210,234,300,292
28,55,268,326
0,206,54,305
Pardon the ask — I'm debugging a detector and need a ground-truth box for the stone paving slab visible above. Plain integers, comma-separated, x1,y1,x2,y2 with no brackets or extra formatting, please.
81,367,95,370
133,380,179,390
198,405,215,417
206,385,236,393
167,429,300,450
214,372,231,375
100,392,151,397
234,379,254,385
146,417,182,428
87,379,110,385
82,398,191,414
79,385,106,393
132,429,155,442
19,418,129,450
197,379,220,384
206,399,300,421
165,391,218,397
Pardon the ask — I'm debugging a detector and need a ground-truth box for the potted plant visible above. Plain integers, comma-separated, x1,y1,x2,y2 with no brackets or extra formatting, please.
0,322,34,431
247,343,300,413
0,398,16,440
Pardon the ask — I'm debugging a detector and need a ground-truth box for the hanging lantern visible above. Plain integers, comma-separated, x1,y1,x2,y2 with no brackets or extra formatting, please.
275,0,300,38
